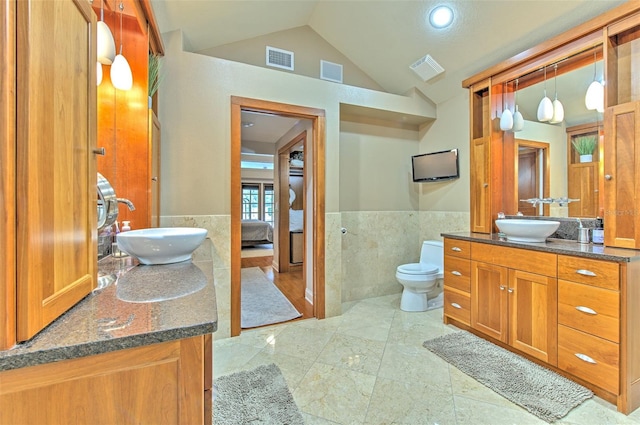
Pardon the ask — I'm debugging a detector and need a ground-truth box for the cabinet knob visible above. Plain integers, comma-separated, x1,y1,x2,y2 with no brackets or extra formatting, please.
574,353,597,364
483,183,489,188
575,305,597,315
450,302,462,309
151,177,158,182
499,285,506,291
507,288,514,293
93,147,106,156
451,271,462,276
605,174,612,181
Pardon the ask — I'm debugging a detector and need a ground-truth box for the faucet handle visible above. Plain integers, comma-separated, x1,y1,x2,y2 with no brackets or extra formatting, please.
497,212,506,219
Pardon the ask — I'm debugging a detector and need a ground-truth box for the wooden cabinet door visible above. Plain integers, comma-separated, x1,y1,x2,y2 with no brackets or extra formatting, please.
0,336,207,425
604,102,640,248
568,163,599,218
16,0,96,340
471,136,492,233
471,261,508,343
508,269,558,365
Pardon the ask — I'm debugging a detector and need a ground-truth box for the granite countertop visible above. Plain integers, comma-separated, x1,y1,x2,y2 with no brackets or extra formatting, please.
442,232,640,262
0,240,217,372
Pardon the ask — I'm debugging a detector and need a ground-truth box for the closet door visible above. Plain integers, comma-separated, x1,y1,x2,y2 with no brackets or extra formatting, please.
16,0,97,340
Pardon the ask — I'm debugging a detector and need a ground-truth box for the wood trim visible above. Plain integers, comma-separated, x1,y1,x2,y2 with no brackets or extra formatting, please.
463,2,640,88
138,0,164,55
514,139,551,216
620,260,640,413
230,96,326,335
0,0,16,351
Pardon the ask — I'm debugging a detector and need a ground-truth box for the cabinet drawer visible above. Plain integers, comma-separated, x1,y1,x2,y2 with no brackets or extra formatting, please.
444,256,470,293
444,239,470,259
558,255,620,290
558,280,619,343
444,289,471,325
558,325,619,394
471,243,557,277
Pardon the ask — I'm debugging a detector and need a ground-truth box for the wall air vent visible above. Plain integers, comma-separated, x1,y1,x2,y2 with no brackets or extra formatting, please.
320,60,343,83
266,46,294,71
409,54,444,82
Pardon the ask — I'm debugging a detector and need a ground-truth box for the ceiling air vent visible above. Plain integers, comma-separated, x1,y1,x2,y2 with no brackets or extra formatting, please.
320,60,343,83
410,54,444,82
266,46,294,71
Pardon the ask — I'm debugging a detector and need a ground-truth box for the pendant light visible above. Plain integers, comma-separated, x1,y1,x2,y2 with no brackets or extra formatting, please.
585,49,604,113
537,66,553,122
500,82,513,131
110,2,133,91
550,64,565,124
513,79,524,132
97,0,116,65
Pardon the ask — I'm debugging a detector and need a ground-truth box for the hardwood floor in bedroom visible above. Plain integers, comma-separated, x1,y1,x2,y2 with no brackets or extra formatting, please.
241,256,313,322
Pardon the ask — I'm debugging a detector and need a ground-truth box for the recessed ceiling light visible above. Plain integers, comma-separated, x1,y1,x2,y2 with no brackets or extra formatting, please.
429,5,454,29
241,121,254,128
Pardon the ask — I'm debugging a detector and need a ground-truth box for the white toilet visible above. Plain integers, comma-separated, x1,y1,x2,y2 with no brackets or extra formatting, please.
396,240,444,312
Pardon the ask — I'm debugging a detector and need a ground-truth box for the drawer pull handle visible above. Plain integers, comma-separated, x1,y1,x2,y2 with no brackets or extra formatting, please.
451,247,462,252
576,306,597,315
575,353,597,364
451,302,462,309
576,269,597,277
451,271,462,276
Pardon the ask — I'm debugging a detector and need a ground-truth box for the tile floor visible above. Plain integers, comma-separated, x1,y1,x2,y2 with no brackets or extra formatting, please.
213,293,640,425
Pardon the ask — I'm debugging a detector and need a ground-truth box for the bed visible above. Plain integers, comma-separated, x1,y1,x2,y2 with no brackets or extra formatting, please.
241,219,274,246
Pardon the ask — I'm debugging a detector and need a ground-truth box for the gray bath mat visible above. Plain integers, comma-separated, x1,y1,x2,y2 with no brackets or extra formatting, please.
241,267,301,328
214,363,304,425
423,330,593,423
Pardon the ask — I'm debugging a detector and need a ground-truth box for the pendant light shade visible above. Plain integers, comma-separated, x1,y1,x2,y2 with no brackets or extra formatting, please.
513,105,524,132
111,54,133,90
585,80,604,112
549,65,564,124
585,49,605,113
110,2,133,91
96,61,103,86
537,66,553,122
500,82,513,131
97,0,115,65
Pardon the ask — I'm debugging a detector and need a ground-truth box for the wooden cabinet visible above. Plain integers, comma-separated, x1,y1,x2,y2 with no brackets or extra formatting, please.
0,0,97,347
469,246,557,365
444,237,640,414
0,336,212,424
557,255,622,394
566,124,603,218
469,80,493,233
443,239,471,326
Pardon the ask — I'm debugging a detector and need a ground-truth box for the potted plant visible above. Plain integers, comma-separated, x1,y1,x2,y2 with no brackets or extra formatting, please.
148,53,162,108
572,134,597,163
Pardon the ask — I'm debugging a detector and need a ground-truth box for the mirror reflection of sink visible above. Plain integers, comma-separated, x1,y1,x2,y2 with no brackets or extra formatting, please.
495,219,560,243
116,227,208,265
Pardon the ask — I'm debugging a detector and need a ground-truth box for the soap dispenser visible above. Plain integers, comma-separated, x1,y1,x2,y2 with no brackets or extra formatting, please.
122,221,131,232
592,217,604,244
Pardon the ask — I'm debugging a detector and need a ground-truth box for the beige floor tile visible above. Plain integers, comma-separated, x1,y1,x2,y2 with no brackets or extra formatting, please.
212,340,262,378
294,362,376,424
558,397,640,425
377,340,450,385
260,323,335,360
452,395,547,425
316,333,386,376
244,349,316,392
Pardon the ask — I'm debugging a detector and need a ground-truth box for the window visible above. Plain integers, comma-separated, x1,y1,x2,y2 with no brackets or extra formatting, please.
242,183,274,225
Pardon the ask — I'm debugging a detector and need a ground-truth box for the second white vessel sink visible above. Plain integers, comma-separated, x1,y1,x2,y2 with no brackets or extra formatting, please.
495,219,560,243
117,227,208,265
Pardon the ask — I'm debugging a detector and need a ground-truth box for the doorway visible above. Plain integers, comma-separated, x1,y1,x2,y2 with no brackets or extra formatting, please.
515,139,550,216
231,96,326,337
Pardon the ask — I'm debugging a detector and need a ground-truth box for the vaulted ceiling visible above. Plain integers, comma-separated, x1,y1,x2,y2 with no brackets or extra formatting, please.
150,0,626,107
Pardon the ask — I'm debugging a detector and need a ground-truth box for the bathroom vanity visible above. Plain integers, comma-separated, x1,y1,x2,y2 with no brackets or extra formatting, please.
442,233,640,415
0,245,217,424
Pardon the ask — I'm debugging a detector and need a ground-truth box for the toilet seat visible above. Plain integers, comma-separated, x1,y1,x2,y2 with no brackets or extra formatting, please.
396,263,438,276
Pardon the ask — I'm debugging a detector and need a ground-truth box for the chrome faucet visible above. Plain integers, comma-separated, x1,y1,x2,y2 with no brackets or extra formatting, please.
117,198,136,211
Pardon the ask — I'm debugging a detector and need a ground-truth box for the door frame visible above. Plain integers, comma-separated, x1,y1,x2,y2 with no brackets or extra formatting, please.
514,139,550,216
230,96,326,337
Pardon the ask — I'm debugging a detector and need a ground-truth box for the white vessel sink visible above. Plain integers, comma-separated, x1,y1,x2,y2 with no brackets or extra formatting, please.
495,219,560,243
116,227,208,265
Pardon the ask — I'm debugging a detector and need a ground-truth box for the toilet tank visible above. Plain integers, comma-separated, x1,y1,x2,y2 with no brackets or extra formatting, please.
420,240,444,269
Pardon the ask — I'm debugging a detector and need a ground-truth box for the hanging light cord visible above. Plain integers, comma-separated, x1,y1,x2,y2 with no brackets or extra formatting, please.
554,64,558,96
119,2,124,55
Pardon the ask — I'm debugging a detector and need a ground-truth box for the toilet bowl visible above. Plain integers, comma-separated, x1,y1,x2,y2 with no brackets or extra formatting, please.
396,240,444,312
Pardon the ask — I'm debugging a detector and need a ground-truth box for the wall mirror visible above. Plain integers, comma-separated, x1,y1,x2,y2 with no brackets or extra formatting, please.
500,46,604,219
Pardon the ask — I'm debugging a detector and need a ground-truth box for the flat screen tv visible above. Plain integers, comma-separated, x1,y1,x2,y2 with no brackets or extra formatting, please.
411,148,459,182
